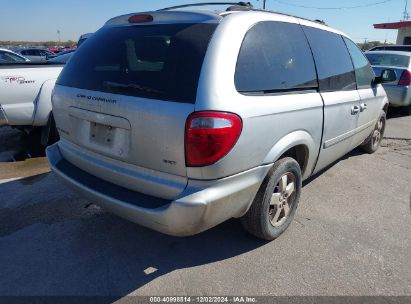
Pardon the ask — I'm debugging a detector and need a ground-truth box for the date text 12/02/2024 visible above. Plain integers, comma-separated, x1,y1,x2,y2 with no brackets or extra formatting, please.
149,297,257,303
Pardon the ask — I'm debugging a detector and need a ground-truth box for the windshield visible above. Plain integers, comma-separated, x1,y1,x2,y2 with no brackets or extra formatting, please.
365,53,410,67
57,23,217,103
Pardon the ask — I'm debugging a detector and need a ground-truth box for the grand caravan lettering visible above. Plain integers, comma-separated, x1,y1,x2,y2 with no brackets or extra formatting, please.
76,93,117,104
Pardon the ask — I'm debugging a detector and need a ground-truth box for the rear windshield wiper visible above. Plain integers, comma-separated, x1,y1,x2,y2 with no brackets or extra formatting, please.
103,81,164,95
239,86,318,95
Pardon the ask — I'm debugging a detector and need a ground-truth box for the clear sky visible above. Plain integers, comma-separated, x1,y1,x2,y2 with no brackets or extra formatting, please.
0,0,406,43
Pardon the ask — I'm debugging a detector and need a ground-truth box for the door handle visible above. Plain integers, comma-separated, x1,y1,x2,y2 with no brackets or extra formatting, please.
351,106,360,115
360,103,367,112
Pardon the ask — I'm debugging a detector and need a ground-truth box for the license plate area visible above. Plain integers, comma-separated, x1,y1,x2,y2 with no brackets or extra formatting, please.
68,110,131,160
90,122,115,147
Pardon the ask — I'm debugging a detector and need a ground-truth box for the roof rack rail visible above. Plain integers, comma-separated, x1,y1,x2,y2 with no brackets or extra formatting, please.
157,2,253,11
244,8,330,28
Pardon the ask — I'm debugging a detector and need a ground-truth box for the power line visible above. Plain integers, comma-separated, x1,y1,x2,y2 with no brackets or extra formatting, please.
271,0,393,10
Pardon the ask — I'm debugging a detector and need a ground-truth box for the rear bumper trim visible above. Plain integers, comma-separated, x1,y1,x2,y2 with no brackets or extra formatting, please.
47,143,271,236
55,158,171,209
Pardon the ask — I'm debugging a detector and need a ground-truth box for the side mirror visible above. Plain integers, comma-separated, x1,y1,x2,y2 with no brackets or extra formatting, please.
374,69,396,84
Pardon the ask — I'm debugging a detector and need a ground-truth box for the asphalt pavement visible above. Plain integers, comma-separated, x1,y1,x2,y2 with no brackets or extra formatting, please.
0,110,410,297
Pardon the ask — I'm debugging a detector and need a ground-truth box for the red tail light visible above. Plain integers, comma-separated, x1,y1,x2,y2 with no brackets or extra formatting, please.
399,70,411,86
185,111,242,167
128,15,153,23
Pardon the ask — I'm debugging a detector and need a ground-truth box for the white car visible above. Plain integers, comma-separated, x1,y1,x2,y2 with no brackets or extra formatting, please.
0,62,65,145
0,48,30,63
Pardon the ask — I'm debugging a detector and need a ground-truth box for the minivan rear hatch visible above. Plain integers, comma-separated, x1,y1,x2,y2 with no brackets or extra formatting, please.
53,14,218,196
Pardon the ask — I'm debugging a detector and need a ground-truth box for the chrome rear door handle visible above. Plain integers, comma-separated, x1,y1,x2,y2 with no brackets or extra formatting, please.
360,103,367,112
351,106,360,115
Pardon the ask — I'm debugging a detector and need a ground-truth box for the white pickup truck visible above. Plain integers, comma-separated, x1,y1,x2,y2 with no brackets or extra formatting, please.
0,63,64,145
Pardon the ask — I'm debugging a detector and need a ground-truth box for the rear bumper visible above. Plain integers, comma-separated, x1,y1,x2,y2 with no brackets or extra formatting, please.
383,85,411,107
46,143,271,236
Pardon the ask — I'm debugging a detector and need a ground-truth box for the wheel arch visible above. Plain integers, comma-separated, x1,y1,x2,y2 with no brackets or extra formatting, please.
262,130,317,180
383,99,389,114
32,78,57,126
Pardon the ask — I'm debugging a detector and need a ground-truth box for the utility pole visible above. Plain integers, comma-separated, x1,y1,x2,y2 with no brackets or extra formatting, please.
361,37,368,48
404,0,409,20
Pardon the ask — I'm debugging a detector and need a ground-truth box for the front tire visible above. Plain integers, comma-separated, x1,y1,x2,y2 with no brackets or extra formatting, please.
241,157,302,240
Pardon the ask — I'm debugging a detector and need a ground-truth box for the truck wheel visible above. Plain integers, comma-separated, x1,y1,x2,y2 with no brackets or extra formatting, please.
360,111,386,154
241,157,302,240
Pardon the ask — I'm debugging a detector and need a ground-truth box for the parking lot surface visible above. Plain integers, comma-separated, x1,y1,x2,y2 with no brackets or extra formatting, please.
0,111,410,297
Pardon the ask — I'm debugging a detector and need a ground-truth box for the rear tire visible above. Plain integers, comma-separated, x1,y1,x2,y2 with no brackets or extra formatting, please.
241,157,302,240
360,111,386,154
404,104,411,115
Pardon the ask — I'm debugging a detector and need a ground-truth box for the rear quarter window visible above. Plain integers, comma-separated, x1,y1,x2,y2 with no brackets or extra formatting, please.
303,26,356,92
235,21,318,93
57,23,217,104
344,38,376,89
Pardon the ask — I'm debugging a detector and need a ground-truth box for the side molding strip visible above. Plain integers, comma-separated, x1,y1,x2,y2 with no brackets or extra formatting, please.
323,120,375,149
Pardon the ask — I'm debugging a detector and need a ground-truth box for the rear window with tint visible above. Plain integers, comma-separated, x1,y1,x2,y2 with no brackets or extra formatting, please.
365,53,410,68
57,23,217,103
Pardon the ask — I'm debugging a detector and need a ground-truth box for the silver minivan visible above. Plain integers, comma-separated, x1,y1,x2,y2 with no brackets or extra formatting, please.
47,4,390,240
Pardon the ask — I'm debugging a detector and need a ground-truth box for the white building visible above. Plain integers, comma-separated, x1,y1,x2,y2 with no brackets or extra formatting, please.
374,21,411,44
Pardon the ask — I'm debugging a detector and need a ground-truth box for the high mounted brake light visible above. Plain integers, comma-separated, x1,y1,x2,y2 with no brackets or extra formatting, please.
185,111,242,167
128,15,154,23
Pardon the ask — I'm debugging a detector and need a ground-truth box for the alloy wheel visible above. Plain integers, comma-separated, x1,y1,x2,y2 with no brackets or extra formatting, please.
269,172,296,227
372,117,384,148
